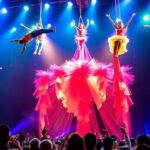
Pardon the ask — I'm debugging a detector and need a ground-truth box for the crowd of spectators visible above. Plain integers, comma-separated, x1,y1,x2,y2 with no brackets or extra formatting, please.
0,124,150,150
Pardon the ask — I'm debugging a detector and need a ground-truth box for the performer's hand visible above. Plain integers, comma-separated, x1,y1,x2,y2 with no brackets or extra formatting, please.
106,14,110,17
87,19,90,24
132,13,136,17
52,27,56,32
120,127,126,134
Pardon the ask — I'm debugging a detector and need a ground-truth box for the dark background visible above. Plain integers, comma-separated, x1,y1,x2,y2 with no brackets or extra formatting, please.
0,0,150,136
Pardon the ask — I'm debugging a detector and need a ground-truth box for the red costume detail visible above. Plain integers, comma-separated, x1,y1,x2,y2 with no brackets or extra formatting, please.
116,27,125,36
20,34,32,44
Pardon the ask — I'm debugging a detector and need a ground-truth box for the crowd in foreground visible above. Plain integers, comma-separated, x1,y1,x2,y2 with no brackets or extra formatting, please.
0,124,150,150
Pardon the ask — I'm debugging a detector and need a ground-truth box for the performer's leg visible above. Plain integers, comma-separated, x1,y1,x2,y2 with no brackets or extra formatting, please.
20,43,27,55
33,41,39,55
31,28,56,38
38,42,43,55
114,40,122,57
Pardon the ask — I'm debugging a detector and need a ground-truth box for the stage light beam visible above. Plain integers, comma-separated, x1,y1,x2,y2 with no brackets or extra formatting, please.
90,20,95,25
1,8,7,14
24,6,29,11
92,0,96,5
11,27,17,33
70,20,75,27
67,1,73,9
116,18,121,23
47,24,51,28
45,3,50,10
143,15,150,22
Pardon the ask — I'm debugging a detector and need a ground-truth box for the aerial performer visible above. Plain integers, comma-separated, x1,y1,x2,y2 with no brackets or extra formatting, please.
72,17,91,61
106,12,136,135
33,23,44,55
10,27,56,54
20,23,45,55
106,13,136,56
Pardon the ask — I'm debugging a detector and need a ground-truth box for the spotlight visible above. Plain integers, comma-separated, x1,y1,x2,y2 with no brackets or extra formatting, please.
32,25,36,30
1,8,7,14
45,3,50,10
67,1,73,9
90,20,95,25
124,0,131,3
116,18,121,23
47,23,51,28
11,27,17,33
92,0,96,5
24,6,29,11
70,20,75,27
143,14,150,22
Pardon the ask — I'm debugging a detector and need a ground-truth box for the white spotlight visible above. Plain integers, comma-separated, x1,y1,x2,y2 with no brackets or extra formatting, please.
1,8,7,14
70,20,75,27
11,27,17,33
24,6,29,11
45,3,50,10
92,0,96,5
47,24,52,28
67,1,73,9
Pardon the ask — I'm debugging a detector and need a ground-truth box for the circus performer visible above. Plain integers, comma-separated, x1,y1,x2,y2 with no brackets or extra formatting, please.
11,27,56,54
33,23,44,55
72,18,91,61
106,13,136,56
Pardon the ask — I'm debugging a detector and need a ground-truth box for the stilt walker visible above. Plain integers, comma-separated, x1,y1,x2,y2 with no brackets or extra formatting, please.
106,0,136,136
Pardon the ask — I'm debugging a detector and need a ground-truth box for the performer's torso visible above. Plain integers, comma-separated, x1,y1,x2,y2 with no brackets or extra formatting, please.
116,28,124,36
77,28,86,36
23,34,33,43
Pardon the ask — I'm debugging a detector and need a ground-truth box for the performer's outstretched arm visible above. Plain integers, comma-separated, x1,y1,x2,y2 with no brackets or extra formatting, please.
85,19,90,30
123,13,136,29
20,24,32,32
10,39,20,43
31,28,56,38
106,14,117,28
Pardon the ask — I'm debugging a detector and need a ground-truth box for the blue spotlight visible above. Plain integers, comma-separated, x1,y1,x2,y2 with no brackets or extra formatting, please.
70,20,75,27
11,27,17,33
24,5,29,11
45,3,50,10
90,20,95,25
92,0,96,5
1,8,7,14
47,23,51,28
67,1,73,9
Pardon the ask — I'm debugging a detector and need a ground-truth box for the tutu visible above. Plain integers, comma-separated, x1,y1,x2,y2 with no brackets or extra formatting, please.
108,35,129,55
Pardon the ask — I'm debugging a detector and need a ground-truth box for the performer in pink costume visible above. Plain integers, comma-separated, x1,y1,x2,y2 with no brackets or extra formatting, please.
72,18,92,61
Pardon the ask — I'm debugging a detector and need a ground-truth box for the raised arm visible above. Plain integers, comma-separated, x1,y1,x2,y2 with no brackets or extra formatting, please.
85,19,90,30
120,127,131,149
20,24,32,32
123,13,136,29
106,14,117,29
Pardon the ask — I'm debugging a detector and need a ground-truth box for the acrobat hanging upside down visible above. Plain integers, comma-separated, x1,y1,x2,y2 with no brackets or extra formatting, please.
106,13,136,56
11,26,56,55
